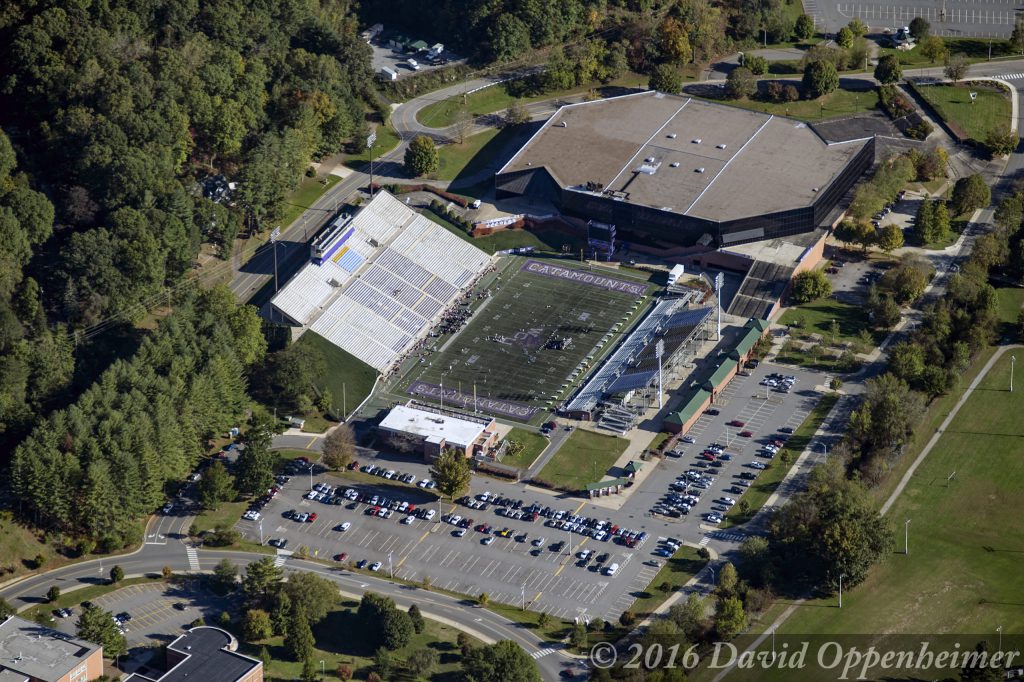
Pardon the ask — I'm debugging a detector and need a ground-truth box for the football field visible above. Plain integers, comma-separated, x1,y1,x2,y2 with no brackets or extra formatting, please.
401,257,652,421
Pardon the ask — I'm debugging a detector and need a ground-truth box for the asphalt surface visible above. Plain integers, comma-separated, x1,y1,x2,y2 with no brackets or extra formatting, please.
811,0,1020,38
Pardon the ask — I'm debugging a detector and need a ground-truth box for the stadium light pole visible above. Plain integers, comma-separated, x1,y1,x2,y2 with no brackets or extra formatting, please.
904,518,911,555
656,339,664,409
838,573,844,609
1011,356,1016,392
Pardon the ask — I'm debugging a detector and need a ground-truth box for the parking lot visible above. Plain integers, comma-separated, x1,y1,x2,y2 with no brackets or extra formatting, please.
236,359,824,621
369,41,462,80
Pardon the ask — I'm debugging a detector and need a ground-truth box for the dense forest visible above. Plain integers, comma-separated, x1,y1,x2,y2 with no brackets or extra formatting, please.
0,0,375,451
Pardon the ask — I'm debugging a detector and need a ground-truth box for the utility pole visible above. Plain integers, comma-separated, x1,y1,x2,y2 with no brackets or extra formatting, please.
839,574,844,608
259,519,264,546
905,518,911,554
1011,356,1016,392
270,227,281,294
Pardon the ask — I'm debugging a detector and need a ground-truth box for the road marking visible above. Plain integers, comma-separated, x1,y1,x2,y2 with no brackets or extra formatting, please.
304,436,318,449
531,648,556,659
186,546,200,571
698,536,711,547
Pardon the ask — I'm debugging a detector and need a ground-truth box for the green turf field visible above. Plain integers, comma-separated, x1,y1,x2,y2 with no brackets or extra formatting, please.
537,428,630,489
401,257,651,420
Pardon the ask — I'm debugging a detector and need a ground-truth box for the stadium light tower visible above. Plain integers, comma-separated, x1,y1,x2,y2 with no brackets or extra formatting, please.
656,339,665,409
715,272,723,340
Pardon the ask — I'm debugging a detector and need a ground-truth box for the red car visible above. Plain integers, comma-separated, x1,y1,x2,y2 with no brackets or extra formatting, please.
701,452,716,461
306,512,317,522
334,553,348,562
728,420,745,427
348,461,359,470
739,430,753,438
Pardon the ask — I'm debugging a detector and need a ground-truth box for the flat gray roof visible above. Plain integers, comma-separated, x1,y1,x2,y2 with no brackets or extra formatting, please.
125,627,260,682
498,91,869,222
0,616,100,682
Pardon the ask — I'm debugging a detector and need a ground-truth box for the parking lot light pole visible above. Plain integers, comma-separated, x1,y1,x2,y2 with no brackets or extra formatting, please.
904,518,911,555
320,660,325,675
839,574,844,609
998,625,1003,651
259,519,264,546
388,551,394,579
819,442,827,456
1011,356,1016,392
307,464,314,491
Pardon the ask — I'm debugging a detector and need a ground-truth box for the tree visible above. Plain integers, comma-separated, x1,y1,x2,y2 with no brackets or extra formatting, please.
726,67,758,100
236,414,277,497
874,55,903,85
404,135,439,177
795,14,816,40
198,461,236,509
489,14,531,62
47,585,60,602
406,647,439,676
300,656,319,682
836,26,854,49
715,596,747,639
430,449,472,499
909,17,931,40
878,224,905,253
282,572,338,625
842,17,865,36
944,53,970,83
951,174,991,215
717,562,739,596
213,559,238,591
110,565,124,584
243,609,273,641
408,603,425,634
322,425,356,470
744,55,769,76
0,599,14,621
477,592,489,606
284,604,316,661
791,269,832,303
920,35,947,63
77,605,127,658
881,263,930,303
243,557,283,605
649,64,683,94
803,60,839,99
1012,17,1024,55
985,127,1019,157
960,640,1003,682
668,593,707,640
570,622,588,649
453,109,474,145
382,608,414,650
658,17,693,66
462,640,541,682
503,101,530,128
888,341,926,381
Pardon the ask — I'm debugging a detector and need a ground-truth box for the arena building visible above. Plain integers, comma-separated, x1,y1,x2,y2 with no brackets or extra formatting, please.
495,91,874,248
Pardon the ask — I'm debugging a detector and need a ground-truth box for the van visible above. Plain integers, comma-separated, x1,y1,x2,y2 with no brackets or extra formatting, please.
471,199,482,209
605,563,620,576
407,58,420,70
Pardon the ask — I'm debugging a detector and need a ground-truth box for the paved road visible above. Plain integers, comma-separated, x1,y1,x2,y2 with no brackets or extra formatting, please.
0,543,572,681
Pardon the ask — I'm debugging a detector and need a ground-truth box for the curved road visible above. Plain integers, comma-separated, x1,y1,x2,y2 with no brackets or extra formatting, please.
0,540,572,681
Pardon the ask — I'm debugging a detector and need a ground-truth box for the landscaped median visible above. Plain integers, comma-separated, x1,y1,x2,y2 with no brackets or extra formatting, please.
907,80,1013,147
626,546,708,620
720,394,839,529
534,429,629,491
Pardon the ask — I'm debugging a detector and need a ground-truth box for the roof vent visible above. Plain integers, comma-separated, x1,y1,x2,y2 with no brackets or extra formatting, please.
696,167,705,173
812,187,819,192
692,138,702,144
670,162,680,168
644,157,655,163
667,133,677,139
716,143,727,149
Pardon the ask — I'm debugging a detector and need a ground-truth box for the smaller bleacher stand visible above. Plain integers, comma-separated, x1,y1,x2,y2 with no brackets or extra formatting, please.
270,191,492,373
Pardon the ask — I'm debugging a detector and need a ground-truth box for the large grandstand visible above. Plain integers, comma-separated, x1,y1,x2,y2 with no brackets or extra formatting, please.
270,191,493,373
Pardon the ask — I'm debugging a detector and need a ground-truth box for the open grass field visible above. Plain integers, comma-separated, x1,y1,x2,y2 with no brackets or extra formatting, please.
699,87,879,122
764,353,1024,638
882,37,1017,68
778,297,884,348
344,124,400,166
628,546,707,619
415,72,647,128
536,429,630,490
244,598,479,681
436,128,503,181
721,394,837,528
401,256,651,420
500,427,549,469
279,175,342,231
296,330,379,420
914,82,1011,142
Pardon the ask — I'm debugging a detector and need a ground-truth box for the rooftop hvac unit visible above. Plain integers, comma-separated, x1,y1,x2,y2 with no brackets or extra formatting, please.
696,167,705,173
667,133,677,139
716,144,727,149
692,138,702,144
644,157,655,163
670,162,680,168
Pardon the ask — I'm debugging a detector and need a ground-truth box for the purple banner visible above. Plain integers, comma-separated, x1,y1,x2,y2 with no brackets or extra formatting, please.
519,259,646,297
407,380,540,420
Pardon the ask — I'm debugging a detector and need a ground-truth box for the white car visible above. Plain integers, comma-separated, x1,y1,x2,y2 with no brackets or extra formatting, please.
424,509,436,520
751,461,767,470
482,536,495,545
370,562,382,571
242,510,260,521
405,475,417,485
682,435,696,443
532,537,546,546
402,515,415,525
418,479,432,488
339,521,351,532
706,514,723,524
720,497,736,506
454,529,467,537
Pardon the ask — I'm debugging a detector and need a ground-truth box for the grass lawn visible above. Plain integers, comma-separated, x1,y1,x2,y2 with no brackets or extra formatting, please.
778,297,883,348
436,128,502,182
343,125,400,166
295,331,378,420
279,175,342,231
415,72,647,128
500,427,549,469
882,37,1016,68
913,217,969,250
536,429,630,490
767,352,1024,641
191,498,249,535
245,598,479,681
628,546,707,619
721,394,837,528
421,208,586,255
914,82,1011,142
298,412,335,433
703,87,879,122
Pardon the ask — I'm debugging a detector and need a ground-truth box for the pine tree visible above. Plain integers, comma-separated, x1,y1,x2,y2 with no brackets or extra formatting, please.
284,604,315,662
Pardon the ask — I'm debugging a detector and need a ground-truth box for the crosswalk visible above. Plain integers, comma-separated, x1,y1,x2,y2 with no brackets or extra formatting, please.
530,647,556,660
186,546,200,571
710,531,747,543
274,553,290,568
698,536,711,547
994,73,1024,80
